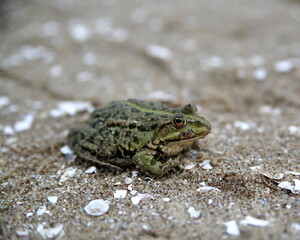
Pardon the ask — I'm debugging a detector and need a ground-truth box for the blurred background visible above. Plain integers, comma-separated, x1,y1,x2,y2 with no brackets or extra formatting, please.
1,0,299,110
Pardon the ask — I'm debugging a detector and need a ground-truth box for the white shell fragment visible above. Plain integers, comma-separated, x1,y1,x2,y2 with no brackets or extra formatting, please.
36,206,50,216
288,126,300,136
292,223,300,231
50,101,94,118
240,216,269,227
234,121,255,131
85,166,97,174
14,114,34,132
84,199,109,216
37,223,64,239
60,145,73,155
47,196,58,204
114,190,127,199
253,68,267,81
68,23,91,42
146,44,173,61
124,177,133,184
286,171,300,176
187,206,201,218
259,170,284,180
16,229,29,236
0,96,10,109
26,212,33,218
59,167,77,183
278,179,300,194
224,220,240,236
274,59,294,72
199,160,213,170
147,90,174,102
131,194,151,205
184,162,197,170
197,186,221,192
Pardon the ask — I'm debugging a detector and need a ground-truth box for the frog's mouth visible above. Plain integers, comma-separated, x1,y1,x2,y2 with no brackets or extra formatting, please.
179,129,210,140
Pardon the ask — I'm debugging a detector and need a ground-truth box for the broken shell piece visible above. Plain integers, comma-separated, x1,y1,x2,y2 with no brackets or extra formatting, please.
183,162,197,170
37,223,64,239
259,170,284,180
131,194,151,205
197,186,221,192
85,166,97,174
224,220,240,236
240,216,269,227
187,206,201,218
84,199,109,216
278,180,300,194
114,190,127,199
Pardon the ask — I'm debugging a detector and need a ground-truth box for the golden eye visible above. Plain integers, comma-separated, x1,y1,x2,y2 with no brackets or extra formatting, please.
172,116,186,129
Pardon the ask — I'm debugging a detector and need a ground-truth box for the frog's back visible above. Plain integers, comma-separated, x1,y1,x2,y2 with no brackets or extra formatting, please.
91,99,179,127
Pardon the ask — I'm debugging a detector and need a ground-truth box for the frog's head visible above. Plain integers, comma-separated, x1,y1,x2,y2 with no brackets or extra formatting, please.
154,104,211,154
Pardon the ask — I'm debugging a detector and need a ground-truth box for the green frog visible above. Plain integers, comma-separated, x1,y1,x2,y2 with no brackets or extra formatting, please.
67,99,211,176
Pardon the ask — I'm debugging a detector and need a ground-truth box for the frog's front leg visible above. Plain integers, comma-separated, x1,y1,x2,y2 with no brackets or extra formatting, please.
132,149,178,176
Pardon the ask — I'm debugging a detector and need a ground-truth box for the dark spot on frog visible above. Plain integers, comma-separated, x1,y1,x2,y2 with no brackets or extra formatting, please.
91,118,104,128
131,108,141,113
79,132,85,139
145,112,154,116
114,130,120,137
129,122,137,129
126,131,131,137
149,123,158,130
88,135,95,143
138,125,147,131
119,112,129,120
132,135,139,144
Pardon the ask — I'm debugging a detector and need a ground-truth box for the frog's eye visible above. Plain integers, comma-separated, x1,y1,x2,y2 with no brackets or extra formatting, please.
172,115,187,129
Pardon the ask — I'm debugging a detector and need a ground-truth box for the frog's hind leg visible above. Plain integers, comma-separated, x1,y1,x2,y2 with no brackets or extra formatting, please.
67,124,121,169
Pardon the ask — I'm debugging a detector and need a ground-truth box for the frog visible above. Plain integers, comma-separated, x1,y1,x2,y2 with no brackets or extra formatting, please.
67,99,211,176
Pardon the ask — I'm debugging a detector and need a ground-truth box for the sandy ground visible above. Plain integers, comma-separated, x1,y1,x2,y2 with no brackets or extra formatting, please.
1,0,300,239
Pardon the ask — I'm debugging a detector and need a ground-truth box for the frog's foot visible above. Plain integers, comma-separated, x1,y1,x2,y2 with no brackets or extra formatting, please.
132,150,179,177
